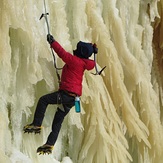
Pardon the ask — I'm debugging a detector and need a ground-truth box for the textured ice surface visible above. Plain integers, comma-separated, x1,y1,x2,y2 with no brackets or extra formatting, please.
0,0,163,163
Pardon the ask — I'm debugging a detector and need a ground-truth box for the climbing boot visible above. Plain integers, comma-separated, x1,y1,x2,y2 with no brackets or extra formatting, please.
23,123,42,134
37,144,54,155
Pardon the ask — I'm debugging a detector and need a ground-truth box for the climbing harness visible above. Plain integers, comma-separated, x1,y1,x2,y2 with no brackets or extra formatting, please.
92,53,106,75
40,0,62,83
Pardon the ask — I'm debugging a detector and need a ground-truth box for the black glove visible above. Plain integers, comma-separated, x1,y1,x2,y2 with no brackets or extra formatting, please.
93,43,98,54
47,34,55,44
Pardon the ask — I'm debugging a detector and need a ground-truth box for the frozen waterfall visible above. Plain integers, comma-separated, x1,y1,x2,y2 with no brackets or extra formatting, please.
1,0,163,163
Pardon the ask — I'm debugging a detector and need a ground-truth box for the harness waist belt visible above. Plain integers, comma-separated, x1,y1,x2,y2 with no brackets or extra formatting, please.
64,90,77,97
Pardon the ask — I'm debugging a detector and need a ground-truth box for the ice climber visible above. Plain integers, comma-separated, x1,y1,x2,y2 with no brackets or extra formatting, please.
23,34,98,154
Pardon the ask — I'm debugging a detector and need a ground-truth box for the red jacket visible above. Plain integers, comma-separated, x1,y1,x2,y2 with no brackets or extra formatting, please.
51,41,95,96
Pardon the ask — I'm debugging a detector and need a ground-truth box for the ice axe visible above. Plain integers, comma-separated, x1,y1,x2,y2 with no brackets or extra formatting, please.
39,13,50,34
92,53,106,75
91,44,106,75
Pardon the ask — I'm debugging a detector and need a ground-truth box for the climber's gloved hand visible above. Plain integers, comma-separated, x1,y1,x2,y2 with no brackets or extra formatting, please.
47,34,55,44
93,43,98,54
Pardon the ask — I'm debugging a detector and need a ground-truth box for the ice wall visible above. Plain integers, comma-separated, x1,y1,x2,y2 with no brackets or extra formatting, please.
1,0,163,163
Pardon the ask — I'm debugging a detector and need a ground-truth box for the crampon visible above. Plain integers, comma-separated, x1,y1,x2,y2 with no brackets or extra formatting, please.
23,124,42,134
37,144,53,155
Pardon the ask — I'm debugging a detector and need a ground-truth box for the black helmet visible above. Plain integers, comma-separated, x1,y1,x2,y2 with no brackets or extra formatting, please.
73,41,94,59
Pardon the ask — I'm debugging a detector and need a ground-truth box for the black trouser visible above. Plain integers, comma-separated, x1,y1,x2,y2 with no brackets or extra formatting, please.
32,90,75,146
